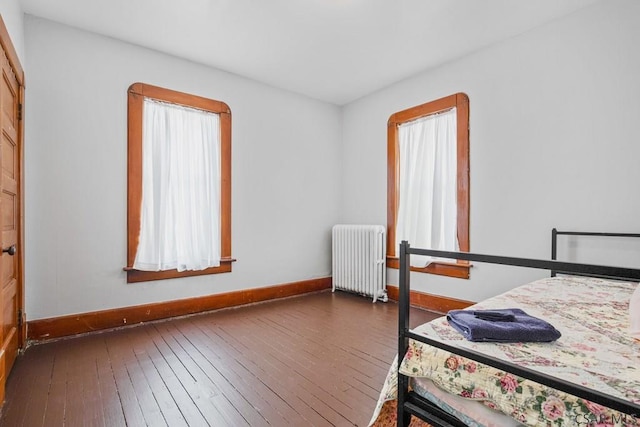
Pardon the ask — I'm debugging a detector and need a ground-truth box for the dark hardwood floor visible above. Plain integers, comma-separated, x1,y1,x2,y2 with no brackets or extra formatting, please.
0,290,438,426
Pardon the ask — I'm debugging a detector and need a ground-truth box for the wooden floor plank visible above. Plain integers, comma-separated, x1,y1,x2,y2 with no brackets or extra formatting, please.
136,326,210,427
149,322,246,425
44,363,68,426
187,317,333,426
226,312,381,422
177,323,293,424
124,328,188,427
175,321,294,426
214,314,361,422
0,291,439,426
154,321,252,426
75,336,109,427
5,345,55,427
105,331,152,427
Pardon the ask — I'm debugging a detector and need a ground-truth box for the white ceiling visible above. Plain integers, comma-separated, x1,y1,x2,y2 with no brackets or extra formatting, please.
21,0,600,105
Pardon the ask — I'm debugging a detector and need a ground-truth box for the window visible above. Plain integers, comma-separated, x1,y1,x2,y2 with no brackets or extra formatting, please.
387,93,470,278
126,83,233,283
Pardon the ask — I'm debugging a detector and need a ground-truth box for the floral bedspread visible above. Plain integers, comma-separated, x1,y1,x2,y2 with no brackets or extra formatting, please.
371,276,640,427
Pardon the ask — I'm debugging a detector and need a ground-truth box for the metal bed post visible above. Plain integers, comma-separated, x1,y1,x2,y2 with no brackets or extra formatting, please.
551,228,558,276
397,240,411,427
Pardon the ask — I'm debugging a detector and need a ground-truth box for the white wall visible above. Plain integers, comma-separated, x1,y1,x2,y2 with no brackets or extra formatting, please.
22,0,640,319
0,0,24,64
341,0,640,302
24,16,342,320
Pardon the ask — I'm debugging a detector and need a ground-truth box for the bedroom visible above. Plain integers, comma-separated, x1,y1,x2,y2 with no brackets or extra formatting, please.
0,0,638,425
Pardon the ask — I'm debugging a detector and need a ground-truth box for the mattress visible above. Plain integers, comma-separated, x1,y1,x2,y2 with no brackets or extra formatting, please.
370,276,640,426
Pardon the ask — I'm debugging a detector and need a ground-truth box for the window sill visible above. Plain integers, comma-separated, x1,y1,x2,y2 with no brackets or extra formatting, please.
124,257,236,283
386,256,470,279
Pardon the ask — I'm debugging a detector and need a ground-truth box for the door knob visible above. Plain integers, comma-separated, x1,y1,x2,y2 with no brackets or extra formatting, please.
2,245,15,256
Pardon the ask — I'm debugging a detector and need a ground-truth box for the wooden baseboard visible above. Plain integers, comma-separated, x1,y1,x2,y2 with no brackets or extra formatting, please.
386,285,474,314
27,277,331,342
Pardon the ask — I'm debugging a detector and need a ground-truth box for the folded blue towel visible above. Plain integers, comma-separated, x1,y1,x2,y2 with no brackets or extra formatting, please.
446,308,561,343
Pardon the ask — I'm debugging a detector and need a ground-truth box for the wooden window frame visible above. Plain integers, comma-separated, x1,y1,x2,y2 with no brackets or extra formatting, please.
387,93,470,279
125,83,233,283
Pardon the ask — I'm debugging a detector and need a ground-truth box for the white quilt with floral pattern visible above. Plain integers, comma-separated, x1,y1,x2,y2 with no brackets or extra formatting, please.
371,276,640,426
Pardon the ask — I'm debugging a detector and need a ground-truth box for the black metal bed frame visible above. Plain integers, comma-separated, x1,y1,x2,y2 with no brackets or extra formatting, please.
551,228,640,277
397,235,640,427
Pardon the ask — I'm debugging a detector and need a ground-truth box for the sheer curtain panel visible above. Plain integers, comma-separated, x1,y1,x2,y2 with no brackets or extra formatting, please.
395,108,458,267
134,99,222,272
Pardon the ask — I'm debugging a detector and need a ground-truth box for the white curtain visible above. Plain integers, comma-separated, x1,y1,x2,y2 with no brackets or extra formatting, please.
134,98,221,272
396,108,458,267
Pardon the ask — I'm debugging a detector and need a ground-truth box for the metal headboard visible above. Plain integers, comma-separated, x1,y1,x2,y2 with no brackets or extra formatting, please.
550,228,640,277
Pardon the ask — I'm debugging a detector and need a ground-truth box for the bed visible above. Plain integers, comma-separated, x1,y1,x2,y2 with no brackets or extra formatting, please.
371,230,640,427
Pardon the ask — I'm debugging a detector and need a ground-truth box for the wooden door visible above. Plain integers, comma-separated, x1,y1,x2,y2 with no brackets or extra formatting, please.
0,16,24,404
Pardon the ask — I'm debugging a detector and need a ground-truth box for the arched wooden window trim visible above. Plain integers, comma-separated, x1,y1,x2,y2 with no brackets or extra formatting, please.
125,83,234,283
387,93,470,279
